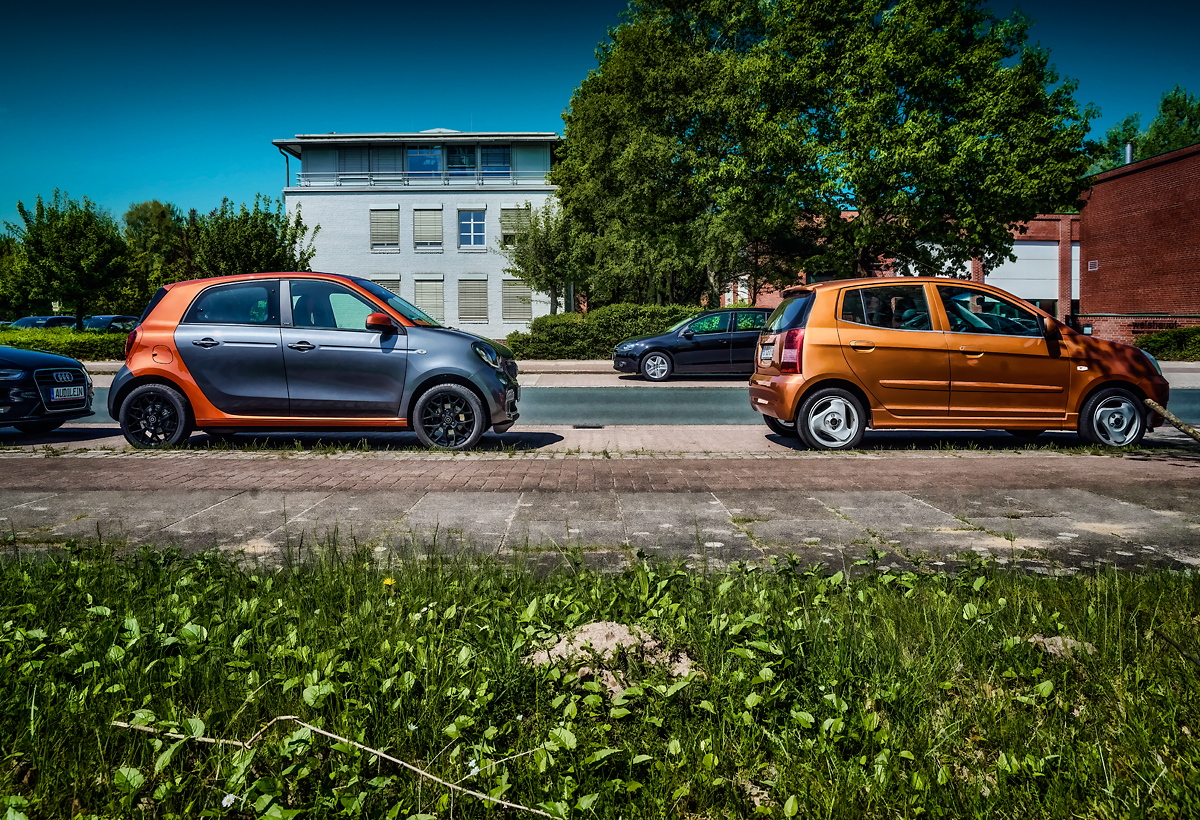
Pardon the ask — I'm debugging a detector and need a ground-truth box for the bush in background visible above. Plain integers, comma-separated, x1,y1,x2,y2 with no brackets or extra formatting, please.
0,328,126,361
1136,325,1200,361
506,303,699,359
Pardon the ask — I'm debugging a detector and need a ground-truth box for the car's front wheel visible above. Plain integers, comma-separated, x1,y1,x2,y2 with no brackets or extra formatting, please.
119,383,193,449
798,387,866,450
763,413,799,438
640,352,672,382
1078,387,1145,448
13,419,65,434
413,384,486,450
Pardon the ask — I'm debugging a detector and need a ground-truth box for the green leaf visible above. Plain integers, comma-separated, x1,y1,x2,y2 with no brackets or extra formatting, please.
154,739,186,775
609,707,632,719
585,748,621,764
973,576,986,592
114,766,145,794
784,795,799,817
87,606,113,618
183,717,205,737
631,754,653,765
576,793,600,811
549,727,577,750
179,623,207,644
1034,680,1054,698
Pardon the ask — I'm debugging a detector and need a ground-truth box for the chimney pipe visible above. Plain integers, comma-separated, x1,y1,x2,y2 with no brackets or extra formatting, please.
1124,142,1133,165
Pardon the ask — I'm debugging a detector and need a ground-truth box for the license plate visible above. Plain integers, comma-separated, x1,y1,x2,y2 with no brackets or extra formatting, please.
52,386,85,401
759,344,774,363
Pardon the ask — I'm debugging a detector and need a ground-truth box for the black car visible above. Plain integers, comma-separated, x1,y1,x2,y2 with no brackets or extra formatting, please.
0,346,94,433
612,307,772,381
9,316,77,329
84,315,139,333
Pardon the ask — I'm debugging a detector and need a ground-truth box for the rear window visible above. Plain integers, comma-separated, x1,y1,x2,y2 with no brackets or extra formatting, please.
763,294,815,334
139,288,169,323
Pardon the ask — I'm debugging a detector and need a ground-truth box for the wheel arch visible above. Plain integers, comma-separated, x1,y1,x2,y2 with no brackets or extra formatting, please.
404,373,489,428
1076,379,1148,414
109,374,193,421
794,378,874,427
639,349,674,366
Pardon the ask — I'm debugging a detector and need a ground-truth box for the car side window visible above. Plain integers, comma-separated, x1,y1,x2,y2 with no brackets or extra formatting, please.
183,282,279,326
840,285,931,330
687,313,730,335
734,311,767,331
291,280,380,332
936,286,1041,337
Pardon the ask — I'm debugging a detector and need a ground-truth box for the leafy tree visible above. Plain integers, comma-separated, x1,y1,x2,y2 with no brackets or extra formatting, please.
1089,86,1200,174
497,200,576,313
5,190,129,329
168,195,318,281
0,234,52,320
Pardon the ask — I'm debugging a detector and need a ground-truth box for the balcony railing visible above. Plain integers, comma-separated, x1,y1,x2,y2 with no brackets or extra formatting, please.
295,170,550,187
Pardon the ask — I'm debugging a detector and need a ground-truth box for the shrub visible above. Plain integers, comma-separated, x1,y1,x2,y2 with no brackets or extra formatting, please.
0,328,127,361
506,303,699,359
1135,325,1200,361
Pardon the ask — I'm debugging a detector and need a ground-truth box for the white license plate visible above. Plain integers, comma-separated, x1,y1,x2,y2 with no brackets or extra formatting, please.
52,386,85,401
759,344,774,363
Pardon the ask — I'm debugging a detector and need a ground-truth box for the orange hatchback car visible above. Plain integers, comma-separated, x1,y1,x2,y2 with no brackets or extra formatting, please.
749,278,1169,449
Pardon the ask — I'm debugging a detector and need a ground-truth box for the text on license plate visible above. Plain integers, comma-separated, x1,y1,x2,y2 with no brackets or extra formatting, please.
759,344,774,363
52,386,85,401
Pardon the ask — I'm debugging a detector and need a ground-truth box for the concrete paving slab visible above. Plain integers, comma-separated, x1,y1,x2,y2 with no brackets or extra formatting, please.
162,491,335,553
400,492,520,552
621,492,735,553
907,489,1066,520
0,490,240,544
815,491,964,532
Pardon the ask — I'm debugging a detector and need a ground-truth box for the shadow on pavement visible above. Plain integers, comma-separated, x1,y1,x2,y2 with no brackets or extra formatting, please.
763,427,1200,456
185,430,567,452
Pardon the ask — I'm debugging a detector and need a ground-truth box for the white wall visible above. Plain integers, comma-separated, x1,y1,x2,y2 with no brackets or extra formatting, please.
985,240,1078,302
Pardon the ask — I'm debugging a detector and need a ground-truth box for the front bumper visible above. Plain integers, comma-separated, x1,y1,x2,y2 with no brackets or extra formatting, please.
1,367,94,427
474,367,520,432
613,353,638,373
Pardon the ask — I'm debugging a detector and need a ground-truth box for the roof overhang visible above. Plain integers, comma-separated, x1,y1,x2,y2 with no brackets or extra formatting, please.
272,131,559,159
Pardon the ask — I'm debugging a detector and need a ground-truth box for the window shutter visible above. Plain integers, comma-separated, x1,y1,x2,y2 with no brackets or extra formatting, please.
370,148,401,173
339,148,368,173
414,210,443,247
372,277,401,295
370,210,399,249
500,206,531,235
502,279,533,321
414,280,445,323
458,279,489,323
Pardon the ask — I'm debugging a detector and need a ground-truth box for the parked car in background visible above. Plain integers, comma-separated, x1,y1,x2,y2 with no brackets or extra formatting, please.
612,307,772,381
0,345,94,433
749,278,1169,449
83,315,139,333
9,316,77,329
108,272,521,450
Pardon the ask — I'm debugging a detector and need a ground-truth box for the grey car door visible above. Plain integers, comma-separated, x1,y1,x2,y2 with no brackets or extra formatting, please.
173,280,288,415
282,279,408,417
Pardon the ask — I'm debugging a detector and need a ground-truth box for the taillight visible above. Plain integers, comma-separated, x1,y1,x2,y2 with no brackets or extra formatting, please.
779,328,804,374
124,329,140,360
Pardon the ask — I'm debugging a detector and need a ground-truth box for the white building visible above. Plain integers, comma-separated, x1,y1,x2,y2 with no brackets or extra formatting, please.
273,130,558,340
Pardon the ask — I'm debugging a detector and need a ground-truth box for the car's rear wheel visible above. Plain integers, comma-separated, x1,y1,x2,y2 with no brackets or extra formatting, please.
413,384,486,450
798,387,866,450
13,419,65,434
640,352,672,382
1079,387,1145,448
120,383,193,449
763,413,799,438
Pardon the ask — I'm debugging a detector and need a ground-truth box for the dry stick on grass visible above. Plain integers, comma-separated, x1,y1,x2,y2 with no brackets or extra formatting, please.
1144,398,1200,445
1153,628,1200,672
114,715,556,819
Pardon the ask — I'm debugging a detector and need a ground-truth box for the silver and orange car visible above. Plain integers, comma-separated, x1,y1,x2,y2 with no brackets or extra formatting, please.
108,272,520,449
749,278,1168,449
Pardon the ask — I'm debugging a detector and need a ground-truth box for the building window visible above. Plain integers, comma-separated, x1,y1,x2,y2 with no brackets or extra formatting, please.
408,145,441,179
458,279,489,323
372,277,401,295
502,279,532,321
482,145,511,178
414,279,445,324
448,146,476,178
459,210,485,247
339,148,367,174
414,209,443,249
500,205,531,246
370,209,399,250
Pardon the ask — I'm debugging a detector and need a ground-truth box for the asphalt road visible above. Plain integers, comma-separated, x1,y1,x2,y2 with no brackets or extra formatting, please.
83,385,1200,427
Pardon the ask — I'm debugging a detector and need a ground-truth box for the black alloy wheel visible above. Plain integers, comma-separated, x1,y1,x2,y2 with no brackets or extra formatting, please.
119,383,193,449
763,414,799,438
413,384,486,450
13,419,65,434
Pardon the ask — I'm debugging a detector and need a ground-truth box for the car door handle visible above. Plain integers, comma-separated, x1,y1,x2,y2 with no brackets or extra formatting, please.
287,341,316,352
960,347,984,358
191,338,219,349
848,340,875,351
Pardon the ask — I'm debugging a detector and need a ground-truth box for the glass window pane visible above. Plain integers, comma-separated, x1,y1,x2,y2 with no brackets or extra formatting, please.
291,280,380,331
842,285,930,330
185,282,279,326
736,311,767,331
688,313,730,334
937,286,1041,336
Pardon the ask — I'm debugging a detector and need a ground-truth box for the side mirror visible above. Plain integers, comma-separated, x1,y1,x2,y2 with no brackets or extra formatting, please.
1037,315,1059,340
366,312,396,333
682,329,695,340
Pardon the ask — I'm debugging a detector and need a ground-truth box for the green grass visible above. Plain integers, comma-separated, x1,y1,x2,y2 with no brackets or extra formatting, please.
2,544,1199,819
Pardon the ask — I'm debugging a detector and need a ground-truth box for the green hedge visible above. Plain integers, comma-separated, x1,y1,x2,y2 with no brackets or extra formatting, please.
505,303,700,359
1135,325,1200,361
0,329,127,361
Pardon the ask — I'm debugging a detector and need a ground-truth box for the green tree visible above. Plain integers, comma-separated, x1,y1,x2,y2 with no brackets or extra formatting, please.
497,200,575,313
168,195,319,281
1089,86,1200,174
0,234,52,320
5,190,129,329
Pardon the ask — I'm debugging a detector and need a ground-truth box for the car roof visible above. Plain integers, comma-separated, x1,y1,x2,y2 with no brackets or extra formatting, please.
165,271,355,290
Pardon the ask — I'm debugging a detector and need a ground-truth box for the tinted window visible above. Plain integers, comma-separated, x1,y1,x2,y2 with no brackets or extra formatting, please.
841,285,931,330
45,317,76,328
688,313,730,334
183,281,279,326
291,280,380,331
140,287,169,323
764,294,815,333
937,286,1040,336
734,311,768,331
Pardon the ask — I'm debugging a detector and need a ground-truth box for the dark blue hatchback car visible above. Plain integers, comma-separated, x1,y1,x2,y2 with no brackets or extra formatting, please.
0,346,94,433
612,307,771,381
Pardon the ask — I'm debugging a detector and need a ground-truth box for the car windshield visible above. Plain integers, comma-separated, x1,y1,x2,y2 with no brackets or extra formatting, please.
665,315,698,333
350,278,442,328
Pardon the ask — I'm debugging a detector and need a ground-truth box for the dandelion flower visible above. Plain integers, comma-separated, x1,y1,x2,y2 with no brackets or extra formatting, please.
222,794,236,809
383,577,395,587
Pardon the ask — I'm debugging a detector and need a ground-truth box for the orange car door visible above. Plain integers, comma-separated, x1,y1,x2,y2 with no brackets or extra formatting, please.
836,283,949,417
934,285,1070,419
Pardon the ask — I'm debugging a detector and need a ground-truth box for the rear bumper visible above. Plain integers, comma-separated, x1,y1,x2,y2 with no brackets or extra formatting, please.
749,373,807,422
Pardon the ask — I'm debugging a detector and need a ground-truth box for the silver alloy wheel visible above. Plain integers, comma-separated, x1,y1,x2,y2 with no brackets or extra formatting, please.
805,396,859,446
642,353,670,381
1092,395,1141,446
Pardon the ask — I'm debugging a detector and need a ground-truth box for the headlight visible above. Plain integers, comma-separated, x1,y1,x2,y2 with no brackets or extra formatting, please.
0,369,26,381
1140,349,1162,376
473,342,502,370
616,343,635,353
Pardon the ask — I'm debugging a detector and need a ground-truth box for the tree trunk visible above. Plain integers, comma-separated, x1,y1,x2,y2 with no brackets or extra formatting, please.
548,283,559,315
75,303,85,332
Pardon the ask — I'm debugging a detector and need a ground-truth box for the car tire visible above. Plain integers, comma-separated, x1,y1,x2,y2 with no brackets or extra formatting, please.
640,352,673,382
763,413,800,438
798,387,866,450
119,383,193,449
1005,429,1045,439
1078,387,1146,448
13,419,65,434
413,383,486,450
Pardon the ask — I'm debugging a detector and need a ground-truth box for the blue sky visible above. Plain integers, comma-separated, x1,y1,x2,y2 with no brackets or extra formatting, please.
2,0,1197,228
